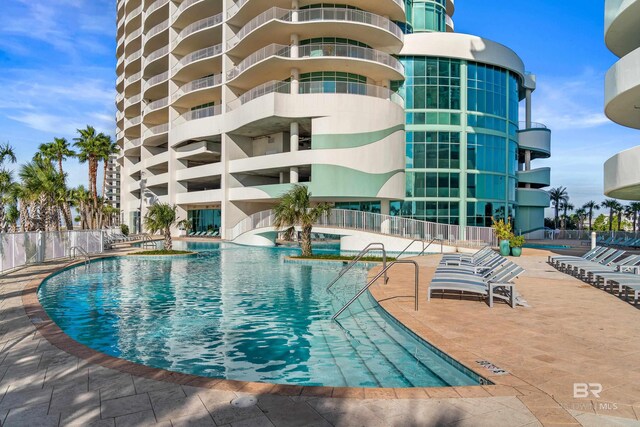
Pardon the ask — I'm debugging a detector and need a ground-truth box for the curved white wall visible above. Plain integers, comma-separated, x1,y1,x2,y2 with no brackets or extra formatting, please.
604,146,640,200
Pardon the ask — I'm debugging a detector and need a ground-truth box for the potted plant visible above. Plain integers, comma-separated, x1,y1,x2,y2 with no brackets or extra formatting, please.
509,233,525,257
491,218,512,256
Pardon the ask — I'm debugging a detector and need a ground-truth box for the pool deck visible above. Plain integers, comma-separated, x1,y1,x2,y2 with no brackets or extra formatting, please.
0,246,637,426
369,249,640,426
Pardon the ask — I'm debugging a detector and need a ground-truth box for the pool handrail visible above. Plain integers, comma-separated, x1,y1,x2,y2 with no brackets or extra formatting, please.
326,242,388,290
332,259,419,320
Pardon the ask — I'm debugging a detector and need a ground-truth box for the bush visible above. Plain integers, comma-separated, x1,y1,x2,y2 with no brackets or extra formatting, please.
120,224,130,236
509,233,526,248
491,217,512,240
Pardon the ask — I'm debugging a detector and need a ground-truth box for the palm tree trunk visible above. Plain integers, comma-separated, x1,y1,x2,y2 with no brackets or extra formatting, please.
609,210,613,232
19,200,27,232
61,202,73,230
27,201,37,231
618,212,623,232
99,161,108,229
164,226,172,250
39,193,48,231
588,211,593,231
301,224,313,257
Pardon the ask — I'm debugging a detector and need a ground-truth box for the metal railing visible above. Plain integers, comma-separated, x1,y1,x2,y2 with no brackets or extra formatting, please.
332,259,419,320
69,246,91,268
173,44,223,74
396,238,440,259
173,104,222,127
0,230,105,275
172,74,223,102
518,121,548,130
145,46,169,66
227,7,403,49
227,80,405,110
227,209,497,246
326,243,388,291
174,13,223,45
144,19,169,43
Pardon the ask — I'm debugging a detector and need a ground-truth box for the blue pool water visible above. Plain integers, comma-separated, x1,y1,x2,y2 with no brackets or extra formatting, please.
38,242,482,388
523,243,570,250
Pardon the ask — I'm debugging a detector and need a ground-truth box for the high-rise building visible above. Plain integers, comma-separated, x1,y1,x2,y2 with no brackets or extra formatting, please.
105,155,121,222
396,0,551,235
603,0,640,200
116,0,406,236
115,0,551,237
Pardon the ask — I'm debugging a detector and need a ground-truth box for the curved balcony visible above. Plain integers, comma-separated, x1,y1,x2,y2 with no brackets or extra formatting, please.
228,7,403,57
143,70,169,99
605,46,640,129
445,15,454,32
517,125,551,159
143,96,169,122
143,19,169,54
144,0,169,28
516,188,551,208
143,123,169,146
227,0,405,25
172,74,223,107
125,49,142,74
125,4,143,33
173,104,223,128
227,43,404,90
124,93,142,114
173,0,223,28
117,34,125,56
173,13,223,53
228,80,404,111
605,0,640,58
117,55,125,75
116,93,125,107
125,27,142,47
517,167,551,189
143,45,169,75
123,138,142,156
172,43,223,81
447,0,455,16
116,74,125,91
125,71,142,86
604,145,640,200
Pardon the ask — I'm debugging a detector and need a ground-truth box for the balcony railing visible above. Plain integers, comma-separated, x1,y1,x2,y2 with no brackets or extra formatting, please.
227,80,405,110
145,96,169,113
144,123,169,139
518,121,548,130
228,7,403,49
146,0,169,16
174,13,223,45
172,74,223,102
145,45,169,66
126,49,142,65
126,4,143,24
173,44,223,74
144,19,169,43
174,0,204,17
125,27,142,44
227,42,403,81
126,71,142,85
125,93,142,108
174,104,222,126
144,71,169,90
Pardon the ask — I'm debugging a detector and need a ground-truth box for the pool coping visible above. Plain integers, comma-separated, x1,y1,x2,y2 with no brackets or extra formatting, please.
23,253,521,400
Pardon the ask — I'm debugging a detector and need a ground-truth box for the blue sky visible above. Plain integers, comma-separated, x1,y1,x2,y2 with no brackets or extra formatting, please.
0,1,638,211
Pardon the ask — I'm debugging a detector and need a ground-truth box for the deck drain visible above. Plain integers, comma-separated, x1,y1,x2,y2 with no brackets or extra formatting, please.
231,396,258,408
476,360,508,375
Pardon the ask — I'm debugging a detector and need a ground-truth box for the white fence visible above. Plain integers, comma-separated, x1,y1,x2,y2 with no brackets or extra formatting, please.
228,209,498,247
0,230,105,274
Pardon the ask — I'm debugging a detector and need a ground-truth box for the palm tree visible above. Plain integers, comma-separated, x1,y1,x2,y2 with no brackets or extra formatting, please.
98,135,119,228
0,169,14,231
39,137,75,229
548,186,569,229
602,199,622,232
144,203,177,250
582,201,599,231
617,204,626,232
19,159,65,232
69,186,91,230
560,202,574,230
0,143,17,165
630,202,640,233
74,126,103,226
273,184,332,257
574,208,586,235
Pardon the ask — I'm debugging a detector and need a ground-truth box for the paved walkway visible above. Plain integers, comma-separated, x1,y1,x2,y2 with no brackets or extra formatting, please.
369,249,640,426
0,247,637,426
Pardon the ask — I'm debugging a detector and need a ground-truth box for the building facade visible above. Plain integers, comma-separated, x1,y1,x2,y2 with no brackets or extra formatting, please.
115,0,551,237
116,0,406,237
396,1,551,235
604,0,640,201
105,154,122,225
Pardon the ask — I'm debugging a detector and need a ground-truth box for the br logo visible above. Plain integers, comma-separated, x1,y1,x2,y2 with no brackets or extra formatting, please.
573,383,602,398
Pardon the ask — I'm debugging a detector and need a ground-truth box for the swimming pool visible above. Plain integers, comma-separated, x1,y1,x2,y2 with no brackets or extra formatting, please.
523,243,571,250
38,242,482,388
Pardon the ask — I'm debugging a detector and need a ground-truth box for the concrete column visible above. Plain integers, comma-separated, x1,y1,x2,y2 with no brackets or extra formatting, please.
279,172,285,184
381,200,390,216
291,0,299,21
525,89,532,128
290,121,299,183
525,150,531,171
291,68,299,95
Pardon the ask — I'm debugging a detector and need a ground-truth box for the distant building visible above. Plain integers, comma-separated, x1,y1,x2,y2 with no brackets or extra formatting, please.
105,154,121,224
604,0,640,200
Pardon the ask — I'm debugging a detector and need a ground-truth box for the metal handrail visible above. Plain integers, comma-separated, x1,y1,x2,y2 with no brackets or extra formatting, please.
332,260,419,320
326,243,387,291
396,238,440,259
141,234,157,248
70,246,91,267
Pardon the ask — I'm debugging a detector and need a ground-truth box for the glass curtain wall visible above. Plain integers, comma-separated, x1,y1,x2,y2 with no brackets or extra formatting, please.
188,209,222,233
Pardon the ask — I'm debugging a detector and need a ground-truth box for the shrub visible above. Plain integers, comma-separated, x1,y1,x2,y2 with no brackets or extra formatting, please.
120,224,129,236
509,233,526,248
491,217,512,241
